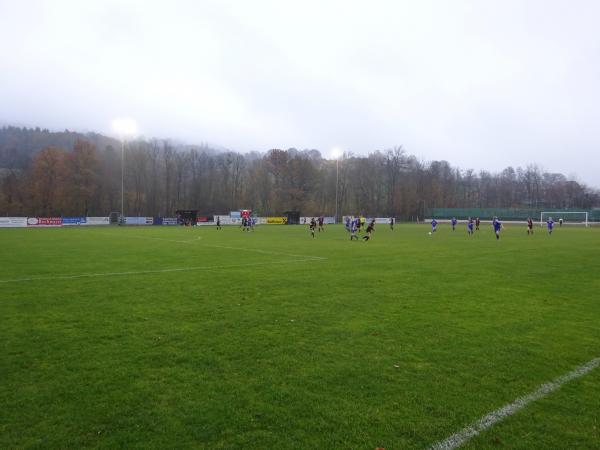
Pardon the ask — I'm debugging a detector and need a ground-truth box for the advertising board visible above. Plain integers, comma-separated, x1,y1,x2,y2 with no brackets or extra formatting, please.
27,217,62,226
0,217,27,227
62,217,87,225
266,217,287,224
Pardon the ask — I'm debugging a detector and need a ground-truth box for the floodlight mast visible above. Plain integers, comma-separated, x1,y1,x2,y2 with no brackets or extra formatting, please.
331,148,342,224
112,119,138,224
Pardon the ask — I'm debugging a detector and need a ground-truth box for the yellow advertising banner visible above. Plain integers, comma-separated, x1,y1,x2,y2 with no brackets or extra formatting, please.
266,217,287,224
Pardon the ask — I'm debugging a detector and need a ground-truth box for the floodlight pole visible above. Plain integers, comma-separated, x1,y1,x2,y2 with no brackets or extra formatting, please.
335,157,339,224
120,138,124,224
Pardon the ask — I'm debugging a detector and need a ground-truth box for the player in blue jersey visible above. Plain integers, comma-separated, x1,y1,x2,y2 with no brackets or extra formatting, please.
467,217,474,236
547,217,554,235
431,218,438,233
350,218,359,240
451,217,457,231
493,217,502,240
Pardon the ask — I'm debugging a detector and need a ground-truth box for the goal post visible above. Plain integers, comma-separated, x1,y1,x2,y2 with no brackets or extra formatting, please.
540,211,588,227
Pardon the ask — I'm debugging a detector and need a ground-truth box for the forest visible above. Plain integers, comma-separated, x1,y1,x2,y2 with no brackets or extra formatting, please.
1,126,598,218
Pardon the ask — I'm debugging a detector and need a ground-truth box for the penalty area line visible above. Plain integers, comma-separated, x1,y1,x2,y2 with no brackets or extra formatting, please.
0,258,322,284
428,356,600,450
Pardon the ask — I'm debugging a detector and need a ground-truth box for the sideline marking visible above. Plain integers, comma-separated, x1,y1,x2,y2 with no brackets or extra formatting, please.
429,356,600,450
0,258,321,284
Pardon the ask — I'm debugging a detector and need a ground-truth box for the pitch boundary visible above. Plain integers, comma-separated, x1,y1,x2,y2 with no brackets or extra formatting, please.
428,356,600,450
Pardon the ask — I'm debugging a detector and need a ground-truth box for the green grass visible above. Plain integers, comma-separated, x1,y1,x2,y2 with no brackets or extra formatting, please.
1,223,599,449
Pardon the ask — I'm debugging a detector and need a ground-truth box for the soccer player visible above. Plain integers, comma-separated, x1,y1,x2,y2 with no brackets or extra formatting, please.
363,221,374,241
467,217,474,236
559,218,563,227
309,217,316,238
216,216,221,230
475,217,480,231
431,218,438,233
318,216,325,232
547,217,554,235
493,217,502,240
527,217,534,235
451,217,457,231
350,218,359,240
345,216,351,232
390,217,395,231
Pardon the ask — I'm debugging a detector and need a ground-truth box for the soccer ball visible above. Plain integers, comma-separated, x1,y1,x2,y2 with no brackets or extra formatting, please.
428,232,432,235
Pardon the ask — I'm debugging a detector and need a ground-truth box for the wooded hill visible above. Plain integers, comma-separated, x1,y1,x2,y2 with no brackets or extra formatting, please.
1,126,598,218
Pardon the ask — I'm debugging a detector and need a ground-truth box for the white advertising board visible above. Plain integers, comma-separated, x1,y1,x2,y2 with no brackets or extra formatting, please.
84,217,110,226
0,217,27,227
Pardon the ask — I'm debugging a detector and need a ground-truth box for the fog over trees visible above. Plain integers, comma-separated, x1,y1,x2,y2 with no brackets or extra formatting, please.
1,126,598,218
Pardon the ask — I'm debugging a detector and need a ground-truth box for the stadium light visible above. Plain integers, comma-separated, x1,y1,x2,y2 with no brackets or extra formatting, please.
112,119,138,224
112,118,138,137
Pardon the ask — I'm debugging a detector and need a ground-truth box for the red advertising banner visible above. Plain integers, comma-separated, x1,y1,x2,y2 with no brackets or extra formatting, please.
27,217,63,226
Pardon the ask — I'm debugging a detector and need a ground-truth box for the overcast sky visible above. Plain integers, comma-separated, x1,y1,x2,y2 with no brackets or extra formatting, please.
1,0,598,186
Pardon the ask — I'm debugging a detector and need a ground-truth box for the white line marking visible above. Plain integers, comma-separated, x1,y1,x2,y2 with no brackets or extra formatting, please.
197,242,326,260
429,356,600,450
0,258,321,284
94,232,202,244
94,231,326,260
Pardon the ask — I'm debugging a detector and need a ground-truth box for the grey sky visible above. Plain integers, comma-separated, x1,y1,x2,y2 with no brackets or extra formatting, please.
1,0,599,186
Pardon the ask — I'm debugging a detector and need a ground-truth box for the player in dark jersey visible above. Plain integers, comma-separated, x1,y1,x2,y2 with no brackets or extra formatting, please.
362,221,374,241
309,217,316,238
216,216,221,230
390,217,395,230
527,218,534,235
559,218,563,227
475,217,480,231
318,216,325,232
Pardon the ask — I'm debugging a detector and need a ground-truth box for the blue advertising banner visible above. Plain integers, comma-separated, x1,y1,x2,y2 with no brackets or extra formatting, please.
162,217,178,225
153,217,163,225
62,217,87,225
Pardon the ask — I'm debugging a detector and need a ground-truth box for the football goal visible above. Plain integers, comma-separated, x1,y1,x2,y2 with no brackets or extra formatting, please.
540,211,588,227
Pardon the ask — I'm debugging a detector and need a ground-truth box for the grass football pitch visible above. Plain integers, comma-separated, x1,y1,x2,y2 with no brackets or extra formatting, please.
1,223,599,449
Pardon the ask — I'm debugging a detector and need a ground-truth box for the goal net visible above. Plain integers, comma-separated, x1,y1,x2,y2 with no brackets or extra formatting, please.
540,211,588,227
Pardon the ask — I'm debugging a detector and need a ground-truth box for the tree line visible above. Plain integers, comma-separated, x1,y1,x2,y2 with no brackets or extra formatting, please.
1,126,598,218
